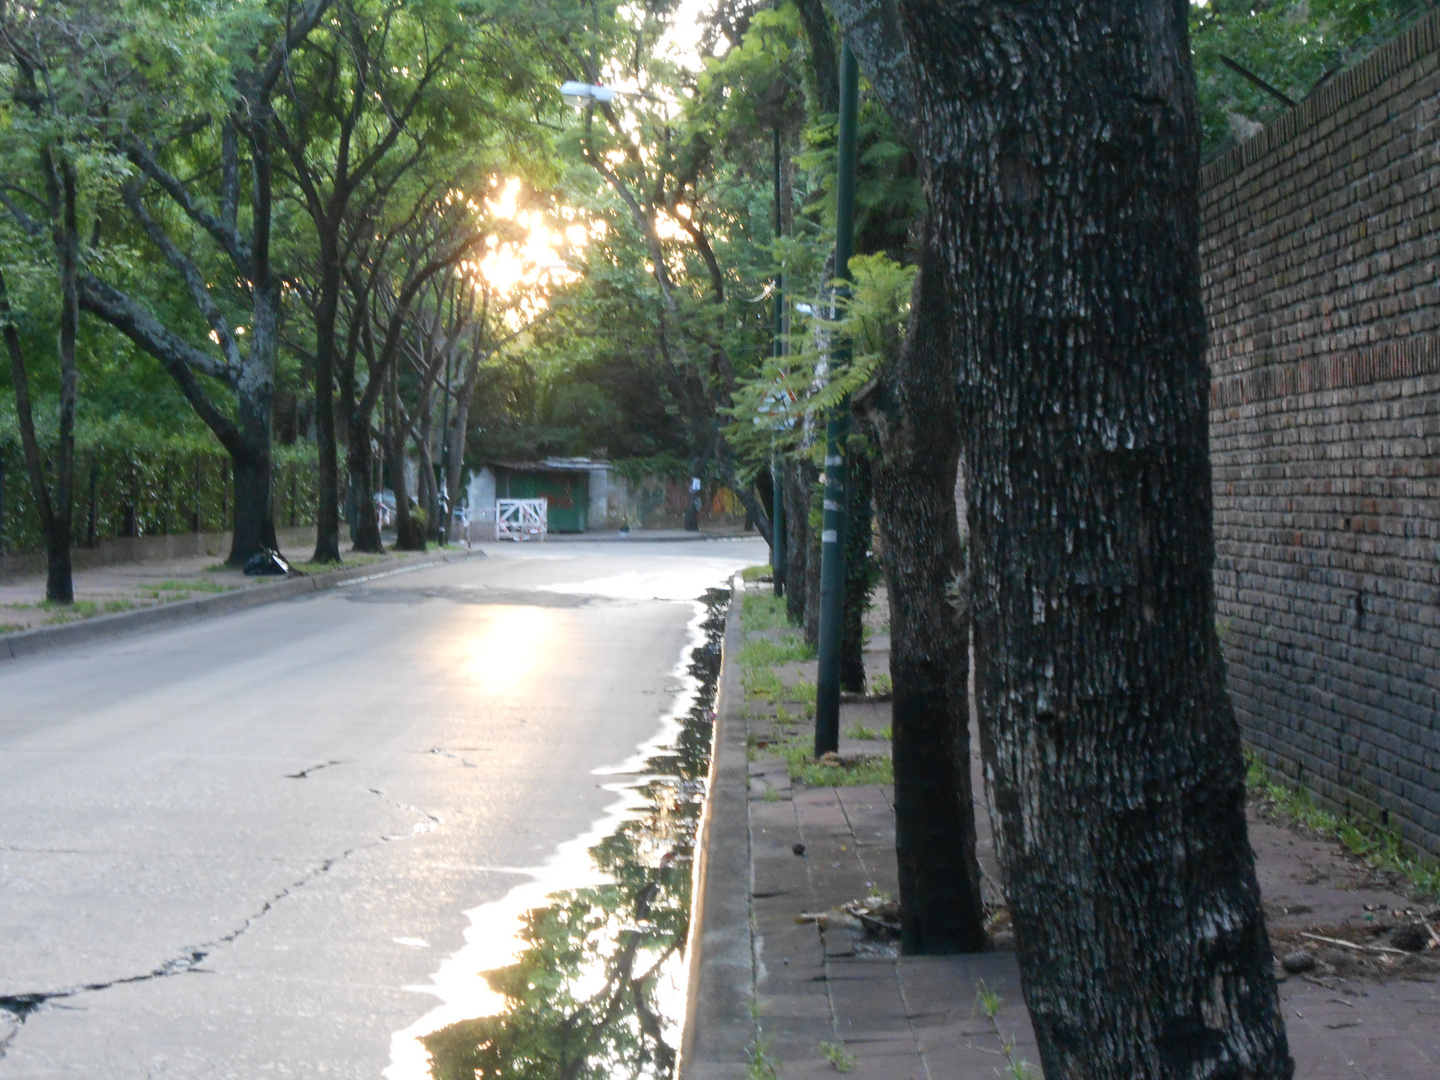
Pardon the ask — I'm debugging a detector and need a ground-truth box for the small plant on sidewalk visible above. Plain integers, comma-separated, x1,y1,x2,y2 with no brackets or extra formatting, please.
818,1040,855,1073
975,982,1039,1080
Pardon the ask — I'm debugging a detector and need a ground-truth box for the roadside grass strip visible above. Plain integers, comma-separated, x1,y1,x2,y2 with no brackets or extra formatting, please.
740,591,792,632
739,577,892,788
1247,752,1440,900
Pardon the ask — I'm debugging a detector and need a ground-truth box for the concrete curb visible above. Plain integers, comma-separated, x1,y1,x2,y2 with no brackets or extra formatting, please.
0,547,482,664
679,574,758,1078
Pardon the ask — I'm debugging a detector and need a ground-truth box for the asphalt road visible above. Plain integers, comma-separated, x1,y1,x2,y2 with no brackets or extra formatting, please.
0,537,764,1079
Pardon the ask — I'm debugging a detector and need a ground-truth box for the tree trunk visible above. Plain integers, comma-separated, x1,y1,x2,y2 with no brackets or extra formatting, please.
900,0,1291,1073
347,416,384,553
855,219,987,954
228,294,279,565
389,368,426,552
48,157,80,603
783,458,810,629
310,236,343,563
840,451,873,692
802,477,821,650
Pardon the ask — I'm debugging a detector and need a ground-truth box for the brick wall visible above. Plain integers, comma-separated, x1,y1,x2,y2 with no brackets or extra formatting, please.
1200,12,1440,856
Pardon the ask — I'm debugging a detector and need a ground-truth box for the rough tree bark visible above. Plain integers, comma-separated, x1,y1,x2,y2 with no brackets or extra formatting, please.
840,451,873,693
893,0,1293,1073
783,457,812,629
854,216,987,954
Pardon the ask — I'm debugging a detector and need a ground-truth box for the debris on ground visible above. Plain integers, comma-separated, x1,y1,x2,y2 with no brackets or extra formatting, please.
243,549,298,577
1270,920,1440,979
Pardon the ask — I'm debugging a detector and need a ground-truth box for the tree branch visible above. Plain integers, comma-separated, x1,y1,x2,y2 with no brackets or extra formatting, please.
119,182,245,378
124,137,252,269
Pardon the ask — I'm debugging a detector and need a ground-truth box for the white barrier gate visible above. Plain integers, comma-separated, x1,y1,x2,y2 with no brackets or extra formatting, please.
495,498,548,541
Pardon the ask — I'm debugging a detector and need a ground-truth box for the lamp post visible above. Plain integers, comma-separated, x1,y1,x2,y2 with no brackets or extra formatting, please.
559,81,618,107
771,127,787,597
814,42,860,758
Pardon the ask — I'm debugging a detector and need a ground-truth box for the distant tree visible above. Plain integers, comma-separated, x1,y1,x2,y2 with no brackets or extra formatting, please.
0,1,113,601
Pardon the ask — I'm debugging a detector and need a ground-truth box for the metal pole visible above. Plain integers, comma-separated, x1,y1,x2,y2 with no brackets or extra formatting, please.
814,41,859,757
771,126,786,597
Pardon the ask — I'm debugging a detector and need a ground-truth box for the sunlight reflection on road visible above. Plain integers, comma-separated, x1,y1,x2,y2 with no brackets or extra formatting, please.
538,558,748,602
466,605,552,695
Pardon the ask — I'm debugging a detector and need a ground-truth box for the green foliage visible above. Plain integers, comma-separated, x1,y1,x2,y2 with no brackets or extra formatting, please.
1246,753,1440,899
1191,0,1432,158
725,254,915,478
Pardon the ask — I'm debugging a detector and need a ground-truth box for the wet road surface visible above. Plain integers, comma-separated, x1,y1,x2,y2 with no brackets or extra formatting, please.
0,538,763,1078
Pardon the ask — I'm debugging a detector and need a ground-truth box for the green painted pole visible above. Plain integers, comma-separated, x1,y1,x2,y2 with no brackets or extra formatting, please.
771,127,786,598
814,41,859,757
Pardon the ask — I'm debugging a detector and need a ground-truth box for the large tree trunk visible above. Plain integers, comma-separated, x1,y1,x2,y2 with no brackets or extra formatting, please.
855,218,986,955
900,0,1291,1074
783,458,810,628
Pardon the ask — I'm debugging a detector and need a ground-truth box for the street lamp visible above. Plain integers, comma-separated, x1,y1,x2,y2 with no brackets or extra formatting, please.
560,81,617,108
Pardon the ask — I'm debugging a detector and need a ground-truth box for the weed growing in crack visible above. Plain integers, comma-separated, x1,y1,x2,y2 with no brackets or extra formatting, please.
818,1040,855,1072
974,982,1038,1080
744,1033,780,1080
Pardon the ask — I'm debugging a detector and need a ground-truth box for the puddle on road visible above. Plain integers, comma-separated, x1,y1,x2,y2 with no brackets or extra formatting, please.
385,587,729,1080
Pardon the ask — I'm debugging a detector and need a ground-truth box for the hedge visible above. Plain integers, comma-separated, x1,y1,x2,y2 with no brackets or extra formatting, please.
0,420,318,555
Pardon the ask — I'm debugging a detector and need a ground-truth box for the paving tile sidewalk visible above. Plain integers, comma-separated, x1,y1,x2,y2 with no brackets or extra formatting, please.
686,579,1440,1079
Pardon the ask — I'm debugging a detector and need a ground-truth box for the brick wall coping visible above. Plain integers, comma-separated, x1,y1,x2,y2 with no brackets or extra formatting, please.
1199,7,1440,190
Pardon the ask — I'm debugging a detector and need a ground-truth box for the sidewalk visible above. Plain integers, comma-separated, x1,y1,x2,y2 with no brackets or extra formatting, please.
0,532,479,655
686,577,1440,1079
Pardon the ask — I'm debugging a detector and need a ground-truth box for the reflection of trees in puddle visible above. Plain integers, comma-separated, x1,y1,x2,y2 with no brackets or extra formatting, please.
424,590,728,1080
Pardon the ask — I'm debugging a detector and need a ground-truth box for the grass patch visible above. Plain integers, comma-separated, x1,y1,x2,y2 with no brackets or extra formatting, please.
740,563,773,582
742,666,785,702
740,635,814,667
1247,753,1440,899
103,599,134,613
788,745,892,787
870,673,893,696
0,622,24,634
742,592,795,632
41,598,99,617
844,723,892,741
153,580,233,593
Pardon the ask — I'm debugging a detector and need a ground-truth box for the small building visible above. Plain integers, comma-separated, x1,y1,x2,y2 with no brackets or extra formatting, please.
466,458,620,534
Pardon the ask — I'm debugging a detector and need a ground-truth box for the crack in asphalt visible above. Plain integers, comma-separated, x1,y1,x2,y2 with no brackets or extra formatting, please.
286,759,344,779
429,747,478,768
0,788,445,1059
369,788,443,838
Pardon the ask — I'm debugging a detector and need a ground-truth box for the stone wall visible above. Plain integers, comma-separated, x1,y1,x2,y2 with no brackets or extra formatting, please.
1200,12,1440,856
